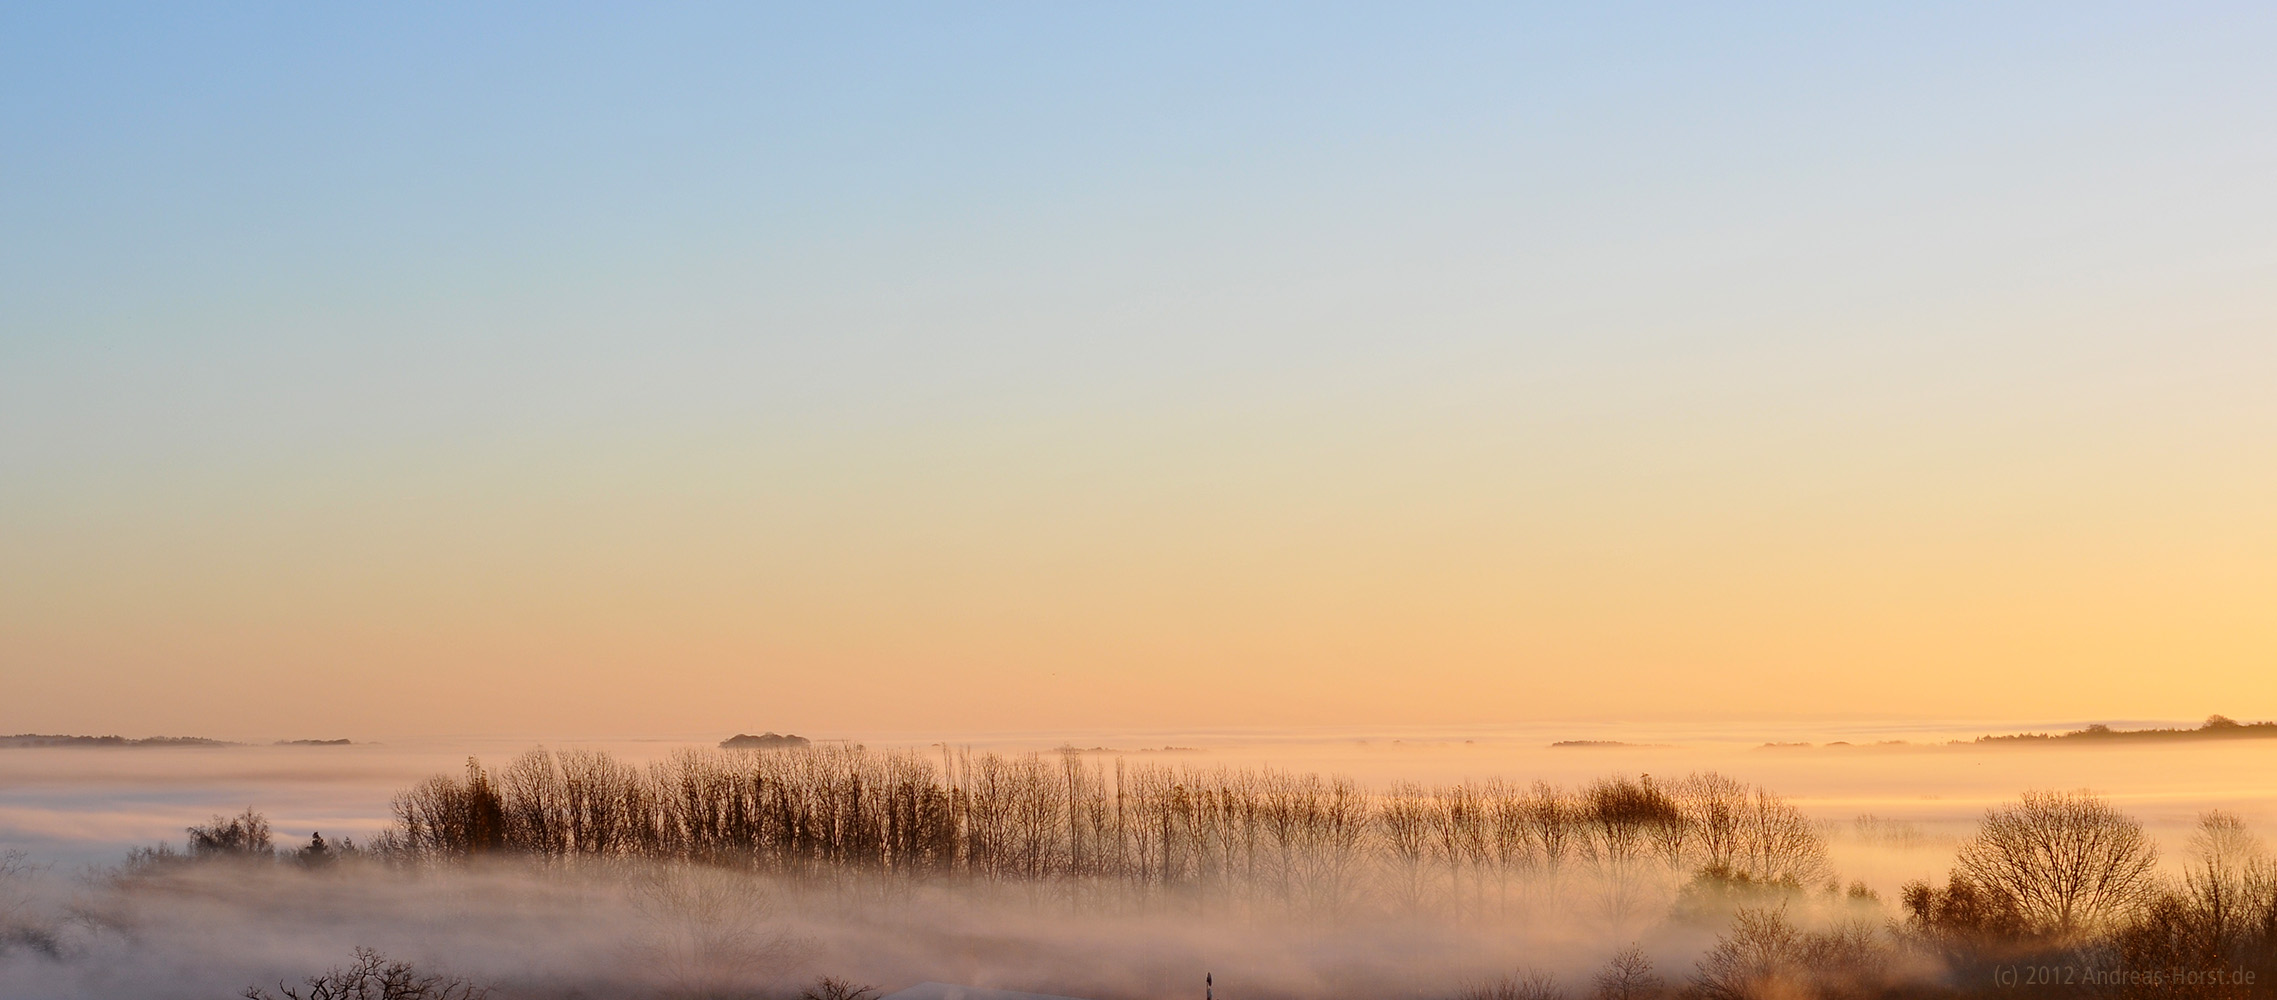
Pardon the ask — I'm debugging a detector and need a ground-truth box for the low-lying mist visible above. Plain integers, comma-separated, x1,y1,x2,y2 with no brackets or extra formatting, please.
4,851,1851,1000
0,760,1885,1000
4,737,2275,999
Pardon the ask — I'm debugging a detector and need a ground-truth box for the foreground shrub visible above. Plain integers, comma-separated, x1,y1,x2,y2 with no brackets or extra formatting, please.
1456,969,1565,1000
1689,907,1896,1000
799,976,881,1000
191,809,275,858
1591,944,1664,1000
242,947,490,1000
0,848,62,960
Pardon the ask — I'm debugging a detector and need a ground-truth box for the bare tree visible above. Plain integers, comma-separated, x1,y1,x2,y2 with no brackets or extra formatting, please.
799,975,879,1000
1577,778,1678,872
189,809,273,858
629,863,801,998
1732,789,1826,887
0,848,61,959
1691,908,1892,1000
1691,908,1805,1000
0,849,31,924
1524,780,1574,876
1458,969,1565,1000
243,948,490,1000
1679,773,1748,874
1954,790,2159,939
2184,810,2274,947
1377,781,1435,911
1591,944,1663,1000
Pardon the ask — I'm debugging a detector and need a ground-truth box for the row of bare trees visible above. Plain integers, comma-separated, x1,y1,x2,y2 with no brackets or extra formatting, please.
380,747,1827,915
93,758,2277,998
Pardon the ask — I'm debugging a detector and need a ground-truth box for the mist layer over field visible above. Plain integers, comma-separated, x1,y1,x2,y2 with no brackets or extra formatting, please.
9,721,2276,872
4,723,2276,999
2,853,1844,1000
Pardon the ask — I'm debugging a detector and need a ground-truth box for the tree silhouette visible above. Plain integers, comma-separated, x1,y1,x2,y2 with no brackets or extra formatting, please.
1954,790,2158,939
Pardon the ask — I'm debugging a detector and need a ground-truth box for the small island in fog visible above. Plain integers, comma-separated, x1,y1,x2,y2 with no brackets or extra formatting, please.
719,732,812,750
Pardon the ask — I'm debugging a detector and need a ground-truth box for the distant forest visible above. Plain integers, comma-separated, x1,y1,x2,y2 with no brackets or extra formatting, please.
1973,714,2277,744
0,734,235,749
0,734,358,749
1749,715,2277,750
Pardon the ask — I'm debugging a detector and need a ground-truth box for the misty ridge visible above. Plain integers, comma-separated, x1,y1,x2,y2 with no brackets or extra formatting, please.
0,734,240,749
0,734,359,749
17,714,2271,757
4,745,2276,999
1967,717,2277,746
1749,717,2277,752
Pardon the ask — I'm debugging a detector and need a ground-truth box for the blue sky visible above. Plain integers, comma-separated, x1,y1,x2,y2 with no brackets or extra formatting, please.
9,3,2271,440
5,3,2275,735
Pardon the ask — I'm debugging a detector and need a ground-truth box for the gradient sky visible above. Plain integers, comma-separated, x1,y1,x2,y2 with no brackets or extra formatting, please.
4,3,2273,739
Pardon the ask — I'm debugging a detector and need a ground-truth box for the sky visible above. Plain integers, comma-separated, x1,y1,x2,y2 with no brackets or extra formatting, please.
3,3,2273,740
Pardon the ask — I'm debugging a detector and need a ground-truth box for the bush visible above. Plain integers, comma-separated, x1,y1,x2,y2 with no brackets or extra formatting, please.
1591,944,1663,1000
1456,969,1565,1000
190,809,274,859
242,947,490,1000
1670,865,1805,925
0,848,62,960
1902,870,2030,963
1689,907,1895,1000
799,976,880,1000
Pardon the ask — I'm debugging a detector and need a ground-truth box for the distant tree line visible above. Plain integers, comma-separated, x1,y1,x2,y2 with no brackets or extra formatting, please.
376,746,1828,917
1974,715,2277,745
